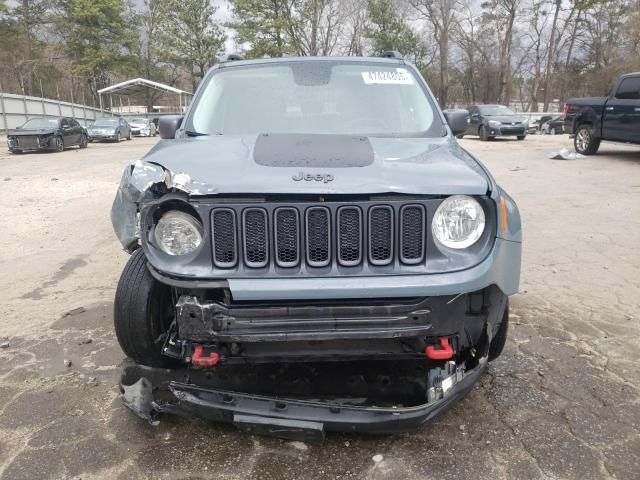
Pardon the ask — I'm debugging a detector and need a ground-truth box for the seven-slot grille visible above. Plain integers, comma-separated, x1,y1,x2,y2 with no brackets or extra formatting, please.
209,203,427,269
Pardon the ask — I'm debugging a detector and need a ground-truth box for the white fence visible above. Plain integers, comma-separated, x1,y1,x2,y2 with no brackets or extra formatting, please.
0,92,105,131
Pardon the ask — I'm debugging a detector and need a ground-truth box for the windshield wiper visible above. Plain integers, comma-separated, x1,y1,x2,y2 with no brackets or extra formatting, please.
185,130,209,137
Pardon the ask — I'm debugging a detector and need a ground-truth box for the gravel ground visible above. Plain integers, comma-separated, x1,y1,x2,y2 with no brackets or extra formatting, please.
0,134,638,480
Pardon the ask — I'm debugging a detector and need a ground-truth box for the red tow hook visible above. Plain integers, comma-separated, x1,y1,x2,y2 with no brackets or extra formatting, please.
425,337,454,360
191,344,220,368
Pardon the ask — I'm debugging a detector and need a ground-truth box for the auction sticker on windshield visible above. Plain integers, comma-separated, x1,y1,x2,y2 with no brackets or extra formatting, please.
362,68,414,85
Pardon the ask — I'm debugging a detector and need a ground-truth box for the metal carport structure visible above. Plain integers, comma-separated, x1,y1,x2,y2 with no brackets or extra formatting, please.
97,78,192,113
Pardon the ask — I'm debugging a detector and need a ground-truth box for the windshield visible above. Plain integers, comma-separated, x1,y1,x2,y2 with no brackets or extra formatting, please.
93,119,118,126
189,61,442,137
131,118,147,124
21,118,59,129
478,105,516,116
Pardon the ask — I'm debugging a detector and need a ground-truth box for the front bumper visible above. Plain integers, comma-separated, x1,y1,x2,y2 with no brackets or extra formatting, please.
487,126,527,137
131,129,150,136
7,136,53,151
152,237,521,301
121,355,488,442
89,133,118,141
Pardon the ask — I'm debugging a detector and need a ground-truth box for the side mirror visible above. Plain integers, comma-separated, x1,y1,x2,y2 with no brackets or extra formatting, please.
159,115,184,139
443,109,469,136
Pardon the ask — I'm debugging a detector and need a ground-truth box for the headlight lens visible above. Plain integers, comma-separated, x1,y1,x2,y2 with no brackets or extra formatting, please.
488,120,501,127
154,210,203,256
432,195,485,249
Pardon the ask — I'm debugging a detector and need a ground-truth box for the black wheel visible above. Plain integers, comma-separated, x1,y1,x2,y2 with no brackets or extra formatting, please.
479,126,489,141
489,300,509,361
517,135,526,141
53,136,64,152
114,249,176,367
456,134,465,139
574,125,600,155
79,133,88,148
115,132,121,143
127,130,132,140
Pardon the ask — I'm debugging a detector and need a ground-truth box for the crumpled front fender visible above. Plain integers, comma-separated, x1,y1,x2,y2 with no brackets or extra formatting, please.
111,162,168,252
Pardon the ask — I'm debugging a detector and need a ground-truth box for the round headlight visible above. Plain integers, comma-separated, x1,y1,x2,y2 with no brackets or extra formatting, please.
432,195,485,249
154,210,203,256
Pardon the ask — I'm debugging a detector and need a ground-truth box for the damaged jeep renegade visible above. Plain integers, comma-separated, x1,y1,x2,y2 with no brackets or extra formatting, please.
112,54,521,441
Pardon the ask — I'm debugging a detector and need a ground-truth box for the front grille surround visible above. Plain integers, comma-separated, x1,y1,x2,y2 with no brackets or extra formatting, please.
144,196,496,279
173,196,497,277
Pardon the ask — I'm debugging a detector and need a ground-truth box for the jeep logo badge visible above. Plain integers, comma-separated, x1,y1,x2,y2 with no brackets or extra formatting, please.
292,172,334,183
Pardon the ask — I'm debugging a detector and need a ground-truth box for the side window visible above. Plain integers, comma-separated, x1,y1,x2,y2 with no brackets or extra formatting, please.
70,119,79,127
61,118,69,128
615,77,640,100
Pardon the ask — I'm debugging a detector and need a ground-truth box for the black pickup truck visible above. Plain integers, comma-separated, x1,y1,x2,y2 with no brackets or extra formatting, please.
564,72,640,154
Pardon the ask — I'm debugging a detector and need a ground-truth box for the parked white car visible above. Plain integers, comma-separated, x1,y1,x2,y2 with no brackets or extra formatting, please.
129,118,157,137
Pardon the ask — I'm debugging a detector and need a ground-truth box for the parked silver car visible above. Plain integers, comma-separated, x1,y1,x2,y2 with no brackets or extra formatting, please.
88,117,132,142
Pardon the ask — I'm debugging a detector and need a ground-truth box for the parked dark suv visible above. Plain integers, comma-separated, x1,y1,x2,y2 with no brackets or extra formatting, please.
462,105,528,141
112,55,522,441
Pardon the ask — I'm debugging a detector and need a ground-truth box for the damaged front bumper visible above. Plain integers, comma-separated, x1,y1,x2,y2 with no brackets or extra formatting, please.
121,356,487,443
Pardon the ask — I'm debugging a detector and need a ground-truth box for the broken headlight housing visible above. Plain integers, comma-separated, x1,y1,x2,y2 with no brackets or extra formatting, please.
432,195,485,249
154,210,203,256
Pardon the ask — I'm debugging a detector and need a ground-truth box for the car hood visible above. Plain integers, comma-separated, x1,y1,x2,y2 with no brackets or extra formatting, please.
485,115,526,123
130,123,148,127
8,128,57,136
140,134,490,196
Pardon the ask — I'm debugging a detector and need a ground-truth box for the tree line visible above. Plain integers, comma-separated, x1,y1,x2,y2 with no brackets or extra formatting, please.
1,0,639,111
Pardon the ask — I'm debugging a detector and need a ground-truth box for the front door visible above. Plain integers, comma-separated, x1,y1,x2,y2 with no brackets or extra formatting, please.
60,118,76,145
602,76,640,142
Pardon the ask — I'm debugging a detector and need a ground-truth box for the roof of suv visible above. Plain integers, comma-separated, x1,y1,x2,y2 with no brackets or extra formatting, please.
218,56,406,69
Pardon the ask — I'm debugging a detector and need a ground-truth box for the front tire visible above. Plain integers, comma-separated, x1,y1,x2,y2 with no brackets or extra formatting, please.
574,125,600,155
489,300,509,361
127,130,132,140
479,126,490,141
79,134,88,148
114,249,176,367
53,136,64,152
517,135,526,141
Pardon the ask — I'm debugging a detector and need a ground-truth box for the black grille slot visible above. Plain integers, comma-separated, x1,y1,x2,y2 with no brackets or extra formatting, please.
211,209,237,268
400,205,425,264
275,208,300,267
305,207,330,267
242,208,268,268
369,206,393,265
337,207,362,266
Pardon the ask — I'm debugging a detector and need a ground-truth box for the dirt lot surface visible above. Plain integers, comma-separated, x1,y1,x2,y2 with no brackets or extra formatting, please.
0,134,638,479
